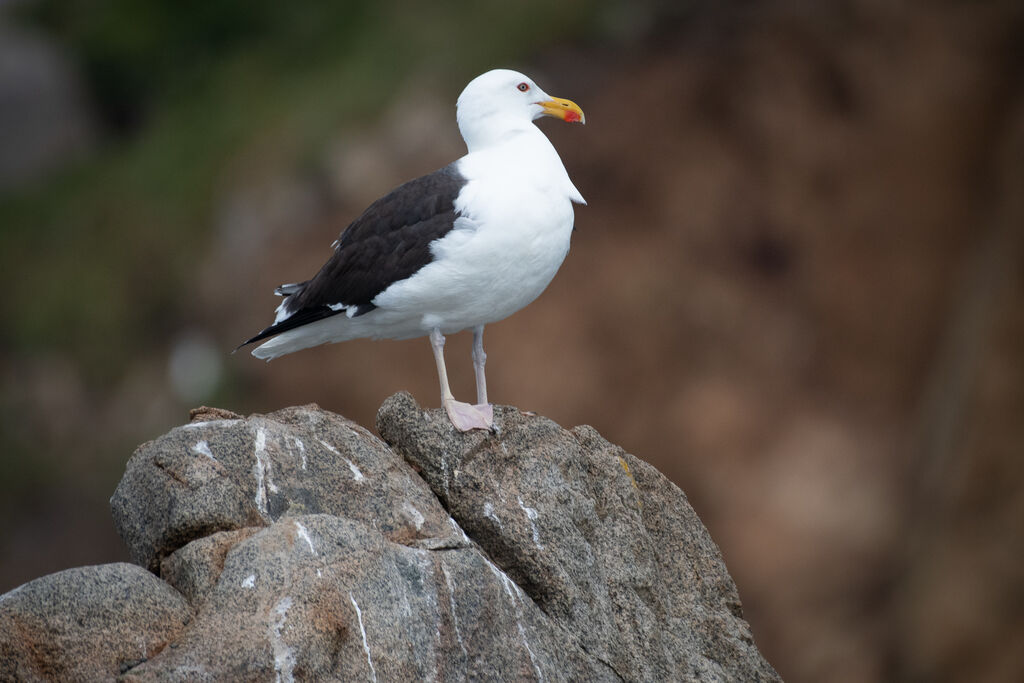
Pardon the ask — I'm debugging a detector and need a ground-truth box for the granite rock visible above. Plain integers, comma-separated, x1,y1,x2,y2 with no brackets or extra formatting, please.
0,563,190,681
378,392,778,681
2,396,779,681
124,513,612,681
110,404,463,572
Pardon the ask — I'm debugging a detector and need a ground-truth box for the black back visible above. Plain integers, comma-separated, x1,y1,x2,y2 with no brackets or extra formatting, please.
239,163,465,348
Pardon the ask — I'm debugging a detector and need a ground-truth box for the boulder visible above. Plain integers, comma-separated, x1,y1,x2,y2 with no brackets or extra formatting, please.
123,514,612,681
0,563,190,681
2,395,779,681
110,404,463,573
378,392,775,681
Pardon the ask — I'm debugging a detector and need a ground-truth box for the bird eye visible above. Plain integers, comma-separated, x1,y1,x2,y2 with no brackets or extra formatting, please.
517,82,529,92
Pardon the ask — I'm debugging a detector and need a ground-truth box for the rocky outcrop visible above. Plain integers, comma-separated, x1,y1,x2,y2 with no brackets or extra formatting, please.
0,394,779,681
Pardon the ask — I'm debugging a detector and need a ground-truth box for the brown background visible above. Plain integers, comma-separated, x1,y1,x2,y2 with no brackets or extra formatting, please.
2,2,1022,681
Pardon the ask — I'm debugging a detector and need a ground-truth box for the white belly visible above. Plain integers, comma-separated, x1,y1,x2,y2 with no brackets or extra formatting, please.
373,191,575,336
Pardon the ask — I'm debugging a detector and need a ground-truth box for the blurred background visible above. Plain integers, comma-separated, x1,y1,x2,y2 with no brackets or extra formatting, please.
1,0,1022,680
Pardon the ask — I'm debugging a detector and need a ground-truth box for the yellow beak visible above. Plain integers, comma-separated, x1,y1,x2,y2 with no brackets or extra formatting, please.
538,97,585,124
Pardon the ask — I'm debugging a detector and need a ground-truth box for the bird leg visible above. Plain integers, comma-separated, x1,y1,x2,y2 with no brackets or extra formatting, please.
429,328,493,431
472,325,489,406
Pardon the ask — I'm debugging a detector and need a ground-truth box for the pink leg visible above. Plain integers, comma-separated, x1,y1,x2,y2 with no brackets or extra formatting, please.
429,328,493,431
472,325,489,406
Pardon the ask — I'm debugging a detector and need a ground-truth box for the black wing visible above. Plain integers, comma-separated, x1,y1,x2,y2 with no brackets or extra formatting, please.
238,162,465,348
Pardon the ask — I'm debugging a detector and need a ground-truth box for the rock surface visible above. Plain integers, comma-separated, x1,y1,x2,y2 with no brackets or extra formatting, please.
0,394,779,681
0,563,190,681
378,393,770,681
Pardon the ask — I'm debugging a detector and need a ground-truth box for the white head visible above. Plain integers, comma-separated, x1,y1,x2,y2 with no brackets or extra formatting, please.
456,69,585,152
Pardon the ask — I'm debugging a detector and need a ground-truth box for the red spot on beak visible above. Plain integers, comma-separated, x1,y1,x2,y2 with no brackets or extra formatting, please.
564,110,581,123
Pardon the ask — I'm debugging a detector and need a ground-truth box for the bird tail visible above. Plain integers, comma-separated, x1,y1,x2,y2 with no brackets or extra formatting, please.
250,335,295,360
247,314,358,360
235,280,374,359
235,308,325,357
232,280,310,356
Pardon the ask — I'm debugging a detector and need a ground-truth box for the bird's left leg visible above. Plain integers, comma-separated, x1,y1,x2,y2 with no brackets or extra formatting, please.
429,327,493,432
470,324,494,427
472,325,489,407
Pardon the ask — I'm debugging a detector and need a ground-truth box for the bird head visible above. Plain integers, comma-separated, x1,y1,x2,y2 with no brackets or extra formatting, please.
456,69,585,151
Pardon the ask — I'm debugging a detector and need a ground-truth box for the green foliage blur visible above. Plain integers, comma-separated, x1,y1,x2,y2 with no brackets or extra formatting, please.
26,0,383,132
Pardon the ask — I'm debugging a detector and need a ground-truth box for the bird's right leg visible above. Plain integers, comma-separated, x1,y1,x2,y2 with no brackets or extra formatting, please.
429,328,493,432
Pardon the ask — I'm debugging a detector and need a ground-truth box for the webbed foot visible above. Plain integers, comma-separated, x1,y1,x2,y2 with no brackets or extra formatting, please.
444,399,494,432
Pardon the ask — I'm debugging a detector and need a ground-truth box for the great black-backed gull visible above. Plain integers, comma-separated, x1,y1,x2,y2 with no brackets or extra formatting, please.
240,69,585,431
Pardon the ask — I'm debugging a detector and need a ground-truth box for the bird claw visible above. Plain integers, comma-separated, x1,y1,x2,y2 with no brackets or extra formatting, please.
444,399,494,432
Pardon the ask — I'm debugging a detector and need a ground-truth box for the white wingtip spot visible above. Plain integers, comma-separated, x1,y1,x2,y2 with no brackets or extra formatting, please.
273,300,293,324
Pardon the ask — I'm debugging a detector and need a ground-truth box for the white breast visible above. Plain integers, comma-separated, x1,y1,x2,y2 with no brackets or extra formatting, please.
372,128,581,336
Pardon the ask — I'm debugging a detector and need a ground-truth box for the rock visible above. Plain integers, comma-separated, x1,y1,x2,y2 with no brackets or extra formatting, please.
124,513,612,681
0,563,190,681
3,396,778,681
188,405,243,422
110,404,464,572
159,528,260,606
378,392,778,681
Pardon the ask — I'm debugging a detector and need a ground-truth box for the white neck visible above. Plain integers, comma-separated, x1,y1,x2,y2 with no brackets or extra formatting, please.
457,125,585,206
458,114,538,153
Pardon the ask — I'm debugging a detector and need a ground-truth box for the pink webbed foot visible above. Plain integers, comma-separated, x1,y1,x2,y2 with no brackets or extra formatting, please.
444,399,494,432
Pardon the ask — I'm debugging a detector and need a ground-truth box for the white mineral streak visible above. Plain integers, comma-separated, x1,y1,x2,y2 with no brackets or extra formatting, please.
262,430,280,493
402,502,425,530
294,521,317,555
288,436,307,470
449,517,470,544
483,501,503,528
484,558,543,681
253,428,270,515
517,616,545,682
441,565,469,663
416,549,437,610
269,597,296,683
317,439,364,481
414,549,440,674
180,419,235,430
518,497,544,549
440,454,450,500
242,574,256,588
483,559,514,600
191,440,215,460
349,593,378,683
